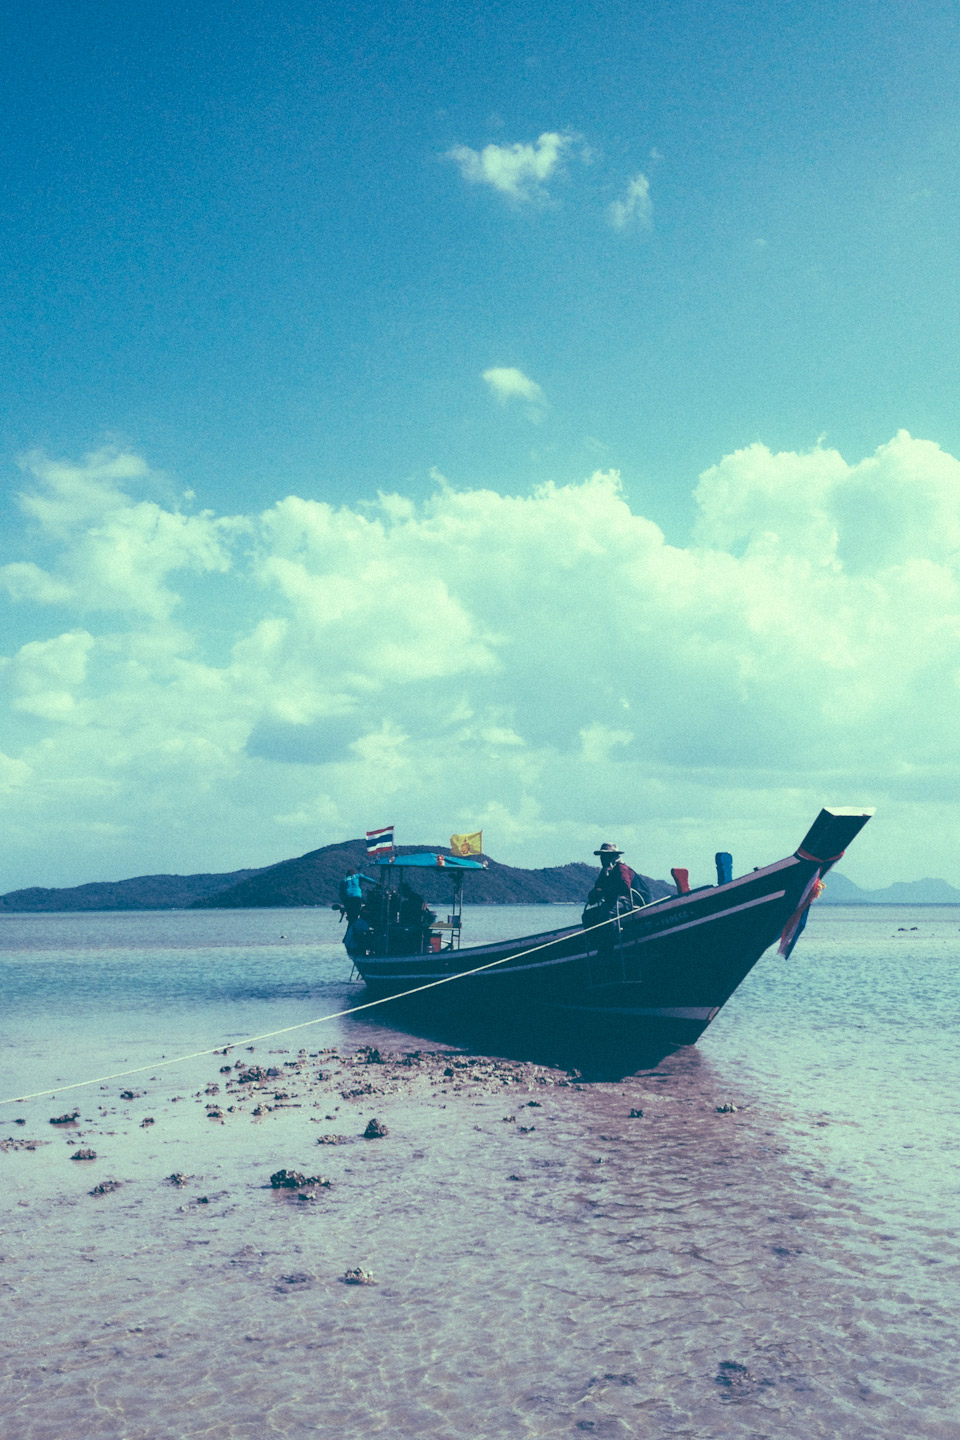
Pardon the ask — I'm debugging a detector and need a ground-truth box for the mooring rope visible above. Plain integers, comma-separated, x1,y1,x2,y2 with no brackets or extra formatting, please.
0,905,645,1107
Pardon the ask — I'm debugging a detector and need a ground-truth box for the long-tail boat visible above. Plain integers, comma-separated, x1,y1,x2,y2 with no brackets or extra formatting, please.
350,807,873,1049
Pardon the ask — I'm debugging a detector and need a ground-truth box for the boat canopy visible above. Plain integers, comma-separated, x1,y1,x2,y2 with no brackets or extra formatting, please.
376,853,485,870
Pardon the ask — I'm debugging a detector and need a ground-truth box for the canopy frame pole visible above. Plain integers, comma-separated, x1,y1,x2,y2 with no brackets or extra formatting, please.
452,870,463,950
383,863,399,957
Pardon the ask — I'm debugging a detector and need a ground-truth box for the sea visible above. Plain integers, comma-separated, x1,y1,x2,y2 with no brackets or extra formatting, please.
2,903,959,1438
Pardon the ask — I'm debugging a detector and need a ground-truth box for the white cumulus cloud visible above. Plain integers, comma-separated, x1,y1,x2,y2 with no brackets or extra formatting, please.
607,173,653,232
445,132,575,203
482,367,547,420
1,448,240,619
3,432,960,890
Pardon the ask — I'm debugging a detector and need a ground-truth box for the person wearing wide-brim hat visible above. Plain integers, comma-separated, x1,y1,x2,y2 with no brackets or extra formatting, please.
584,842,650,927
591,843,633,901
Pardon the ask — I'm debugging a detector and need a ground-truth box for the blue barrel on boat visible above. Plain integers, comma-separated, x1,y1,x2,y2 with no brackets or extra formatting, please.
715,852,733,885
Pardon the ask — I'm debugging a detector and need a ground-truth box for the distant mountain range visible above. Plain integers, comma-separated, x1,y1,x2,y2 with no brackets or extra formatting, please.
819,872,960,904
0,867,266,912
2,844,956,913
0,839,674,913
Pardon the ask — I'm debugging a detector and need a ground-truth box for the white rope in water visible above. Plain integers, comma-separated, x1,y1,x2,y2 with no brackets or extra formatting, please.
0,906,643,1107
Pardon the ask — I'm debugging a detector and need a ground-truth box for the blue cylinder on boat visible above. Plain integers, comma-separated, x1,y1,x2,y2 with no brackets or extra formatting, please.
715,852,733,885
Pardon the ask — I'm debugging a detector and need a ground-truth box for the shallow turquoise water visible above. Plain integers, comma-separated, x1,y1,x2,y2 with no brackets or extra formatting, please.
706,904,960,1226
2,902,959,1223
2,902,959,1439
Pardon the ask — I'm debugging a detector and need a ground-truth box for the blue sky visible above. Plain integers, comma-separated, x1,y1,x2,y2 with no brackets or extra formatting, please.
2,0,960,890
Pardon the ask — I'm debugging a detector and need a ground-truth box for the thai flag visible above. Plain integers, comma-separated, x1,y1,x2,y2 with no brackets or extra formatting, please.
365,825,395,856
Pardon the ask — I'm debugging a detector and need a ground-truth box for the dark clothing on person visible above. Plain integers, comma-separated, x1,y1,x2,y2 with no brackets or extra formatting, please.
589,859,636,908
398,883,424,927
398,883,437,950
583,853,651,935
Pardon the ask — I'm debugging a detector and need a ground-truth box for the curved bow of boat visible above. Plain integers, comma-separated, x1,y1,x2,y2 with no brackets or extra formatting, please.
351,806,875,1050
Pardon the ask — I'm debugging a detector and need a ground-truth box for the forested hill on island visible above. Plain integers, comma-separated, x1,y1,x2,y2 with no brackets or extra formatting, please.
189,842,629,909
2,841,957,912
0,867,267,913
0,840,674,912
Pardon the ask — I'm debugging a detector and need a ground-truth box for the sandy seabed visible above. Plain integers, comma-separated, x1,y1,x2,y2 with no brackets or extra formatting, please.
2,1039,958,1440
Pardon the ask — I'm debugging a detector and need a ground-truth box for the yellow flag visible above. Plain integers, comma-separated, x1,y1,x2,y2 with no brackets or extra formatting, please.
450,830,482,857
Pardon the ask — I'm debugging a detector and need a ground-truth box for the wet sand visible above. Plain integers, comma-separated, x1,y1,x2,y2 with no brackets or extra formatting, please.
2,1039,958,1439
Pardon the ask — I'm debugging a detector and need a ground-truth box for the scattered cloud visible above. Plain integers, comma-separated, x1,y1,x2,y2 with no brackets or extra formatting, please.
580,724,634,764
3,431,960,887
584,436,611,458
607,173,652,232
1,448,240,619
12,631,94,718
0,752,31,793
482,367,547,420
445,132,576,203
1,563,74,605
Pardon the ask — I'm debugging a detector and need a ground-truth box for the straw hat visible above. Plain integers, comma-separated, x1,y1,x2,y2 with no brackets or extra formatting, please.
594,842,623,857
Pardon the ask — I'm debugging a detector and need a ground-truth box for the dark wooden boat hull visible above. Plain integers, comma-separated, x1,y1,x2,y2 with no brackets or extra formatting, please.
352,809,873,1049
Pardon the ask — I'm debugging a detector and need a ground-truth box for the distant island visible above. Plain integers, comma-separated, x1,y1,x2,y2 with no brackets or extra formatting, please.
1,841,956,912
817,872,960,905
0,839,674,913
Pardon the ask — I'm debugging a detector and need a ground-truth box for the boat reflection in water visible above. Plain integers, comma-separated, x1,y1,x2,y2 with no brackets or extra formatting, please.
348,808,874,1067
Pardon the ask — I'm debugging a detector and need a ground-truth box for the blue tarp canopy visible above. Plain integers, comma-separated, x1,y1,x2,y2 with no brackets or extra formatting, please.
375,853,485,870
